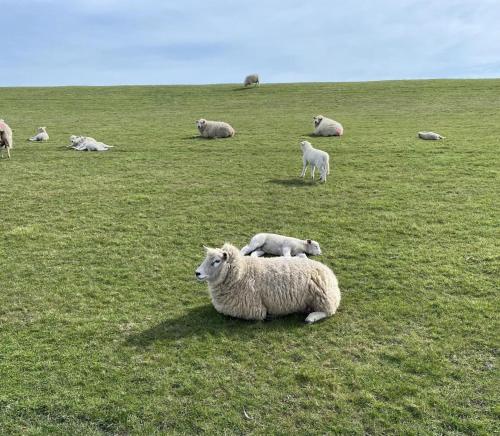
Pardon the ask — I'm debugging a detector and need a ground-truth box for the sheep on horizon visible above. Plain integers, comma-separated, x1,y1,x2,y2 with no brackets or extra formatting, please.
244,74,260,87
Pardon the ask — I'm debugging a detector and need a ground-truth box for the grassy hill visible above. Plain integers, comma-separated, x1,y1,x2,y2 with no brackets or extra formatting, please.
0,80,498,434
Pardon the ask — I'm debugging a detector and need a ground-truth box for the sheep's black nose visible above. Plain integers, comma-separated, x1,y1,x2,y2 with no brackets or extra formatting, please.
195,271,201,277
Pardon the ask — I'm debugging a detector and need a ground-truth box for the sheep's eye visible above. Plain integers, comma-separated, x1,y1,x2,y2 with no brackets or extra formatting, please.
212,259,221,266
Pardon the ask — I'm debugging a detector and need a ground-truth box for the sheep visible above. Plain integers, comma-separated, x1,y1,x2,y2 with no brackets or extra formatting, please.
195,243,341,323
418,131,445,140
28,127,49,142
69,135,113,151
196,119,235,138
240,233,321,258
300,140,330,182
244,74,260,87
313,115,343,136
0,119,13,159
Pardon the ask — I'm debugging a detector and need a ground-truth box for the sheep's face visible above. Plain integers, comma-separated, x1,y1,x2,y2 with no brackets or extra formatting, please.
305,239,321,256
37,127,46,133
300,140,312,152
313,116,324,127
195,247,228,283
196,119,207,131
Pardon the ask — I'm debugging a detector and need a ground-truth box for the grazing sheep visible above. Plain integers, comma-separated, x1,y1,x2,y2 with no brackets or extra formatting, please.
196,243,341,323
28,126,49,142
244,74,260,87
69,135,113,151
300,140,330,182
0,119,13,159
196,119,235,138
241,233,321,258
313,115,343,136
418,131,445,140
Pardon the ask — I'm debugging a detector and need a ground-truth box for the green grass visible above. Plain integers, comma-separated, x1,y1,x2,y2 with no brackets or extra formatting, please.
0,79,498,434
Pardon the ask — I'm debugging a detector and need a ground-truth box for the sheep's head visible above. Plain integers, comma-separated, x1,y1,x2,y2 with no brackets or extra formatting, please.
37,127,46,133
300,140,312,151
195,244,241,284
313,115,324,127
196,119,207,131
305,239,321,256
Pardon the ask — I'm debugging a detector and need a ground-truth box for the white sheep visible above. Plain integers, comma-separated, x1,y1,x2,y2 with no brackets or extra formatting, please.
196,119,235,138
196,243,341,323
300,140,330,182
28,127,49,142
69,135,113,151
313,115,343,136
0,119,13,159
244,74,260,87
418,131,445,140
240,233,321,258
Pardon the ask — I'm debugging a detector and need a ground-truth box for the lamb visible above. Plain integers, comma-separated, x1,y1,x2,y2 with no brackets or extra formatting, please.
244,74,260,87
300,140,330,182
69,135,113,151
28,127,49,142
240,233,321,258
313,115,343,136
195,243,341,323
0,119,13,159
418,131,445,140
196,119,235,138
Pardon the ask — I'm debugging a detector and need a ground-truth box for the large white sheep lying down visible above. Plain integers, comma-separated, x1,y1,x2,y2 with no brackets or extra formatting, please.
313,115,343,136
241,233,321,258
418,131,445,140
244,74,259,87
300,140,330,182
28,127,49,142
69,135,113,151
196,243,341,323
196,119,235,138
0,119,13,159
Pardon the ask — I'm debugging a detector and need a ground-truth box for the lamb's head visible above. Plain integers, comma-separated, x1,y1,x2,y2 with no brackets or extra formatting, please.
313,115,324,128
37,127,46,133
305,239,321,256
300,140,312,152
196,119,207,132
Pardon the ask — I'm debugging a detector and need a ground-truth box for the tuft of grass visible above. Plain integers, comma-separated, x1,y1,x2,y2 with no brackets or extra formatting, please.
0,79,498,434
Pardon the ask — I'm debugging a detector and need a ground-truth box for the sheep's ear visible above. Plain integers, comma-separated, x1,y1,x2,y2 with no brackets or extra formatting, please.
203,245,211,252
222,252,228,260
307,239,312,244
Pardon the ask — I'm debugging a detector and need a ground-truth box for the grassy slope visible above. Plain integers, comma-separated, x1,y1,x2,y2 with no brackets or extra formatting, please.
0,80,498,434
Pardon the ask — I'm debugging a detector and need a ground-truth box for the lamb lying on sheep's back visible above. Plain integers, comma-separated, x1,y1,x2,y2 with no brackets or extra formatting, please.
313,115,343,136
196,243,341,323
241,233,321,258
196,119,235,138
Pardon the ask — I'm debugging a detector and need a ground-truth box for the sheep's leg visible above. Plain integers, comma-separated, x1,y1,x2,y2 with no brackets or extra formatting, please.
282,247,292,257
311,165,316,180
6,148,10,159
301,159,308,177
250,250,265,257
305,311,328,324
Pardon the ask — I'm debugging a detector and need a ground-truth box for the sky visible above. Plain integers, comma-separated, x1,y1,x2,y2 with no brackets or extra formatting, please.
1,0,499,86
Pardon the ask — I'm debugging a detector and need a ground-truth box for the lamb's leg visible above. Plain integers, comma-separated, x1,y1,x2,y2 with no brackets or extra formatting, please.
240,245,252,255
296,253,307,258
282,247,292,257
241,235,265,256
305,311,328,324
6,148,10,159
301,159,308,177
311,165,316,180
250,250,265,257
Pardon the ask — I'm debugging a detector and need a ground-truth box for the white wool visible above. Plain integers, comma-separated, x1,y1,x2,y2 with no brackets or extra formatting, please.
241,233,322,258
0,119,13,159
69,135,113,151
196,119,235,138
244,74,260,87
418,131,445,140
313,115,343,136
196,243,341,323
28,127,49,142
300,140,330,182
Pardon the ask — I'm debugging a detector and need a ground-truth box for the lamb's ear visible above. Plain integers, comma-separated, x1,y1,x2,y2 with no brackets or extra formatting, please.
203,245,211,252
306,239,312,244
222,252,228,260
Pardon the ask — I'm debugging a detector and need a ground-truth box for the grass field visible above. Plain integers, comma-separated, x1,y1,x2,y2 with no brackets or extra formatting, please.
0,79,498,434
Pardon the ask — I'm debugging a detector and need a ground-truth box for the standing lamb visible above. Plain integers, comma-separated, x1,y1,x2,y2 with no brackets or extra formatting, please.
0,119,13,159
241,233,322,258
196,243,341,323
196,119,235,138
28,126,49,142
300,140,330,182
244,74,260,87
418,131,445,140
313,115,343,136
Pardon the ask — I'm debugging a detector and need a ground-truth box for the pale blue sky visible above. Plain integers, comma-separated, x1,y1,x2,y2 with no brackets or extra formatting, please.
1,0,499,86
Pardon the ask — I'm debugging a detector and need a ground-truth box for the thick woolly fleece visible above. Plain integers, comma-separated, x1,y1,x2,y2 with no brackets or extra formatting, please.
197,119,235,138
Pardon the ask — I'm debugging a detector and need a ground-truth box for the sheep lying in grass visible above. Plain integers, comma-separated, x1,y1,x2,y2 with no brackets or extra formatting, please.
241,233,321,258
196,119,235,138
0,119,13,159
28,127,49,142
196,243,341,323
69,135,113,151
244,74,259,87
313,115,343,136
418,131,445,140
300,140,330,182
